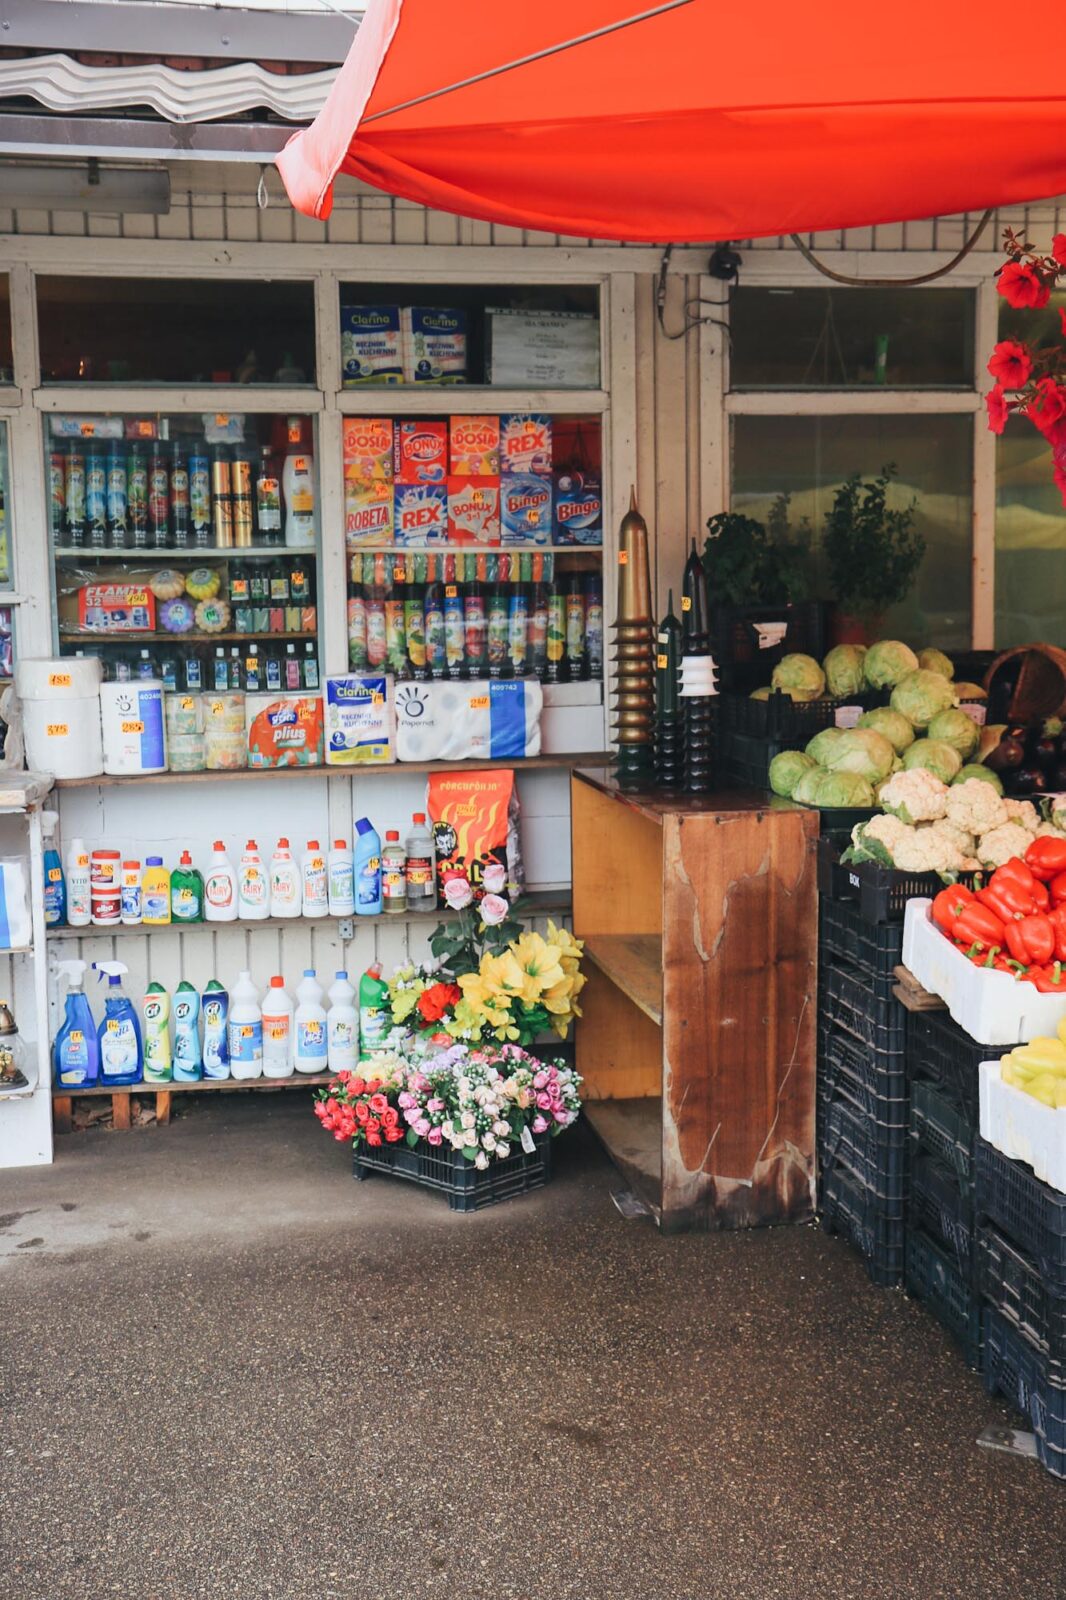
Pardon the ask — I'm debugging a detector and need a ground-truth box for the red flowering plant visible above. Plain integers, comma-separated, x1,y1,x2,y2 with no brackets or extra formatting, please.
987,229,1066,502
313,1053,409,1148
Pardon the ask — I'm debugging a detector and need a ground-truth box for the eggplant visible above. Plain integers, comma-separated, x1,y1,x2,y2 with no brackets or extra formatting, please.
1050,764,1066,791
985,735,1026,773
1014,766,1047,793
1034,736,1059,769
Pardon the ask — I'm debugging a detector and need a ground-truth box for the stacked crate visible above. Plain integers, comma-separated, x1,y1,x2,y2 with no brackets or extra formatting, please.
976,1139,1066,1479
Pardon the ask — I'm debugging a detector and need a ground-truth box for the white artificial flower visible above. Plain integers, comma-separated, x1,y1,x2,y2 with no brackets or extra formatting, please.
474,1151,489,1170
493,1120,510,1137
482,1132,497,1151
495,1143,510,1160
443,876,474,910
460,1111,476,1131
481,863,507,895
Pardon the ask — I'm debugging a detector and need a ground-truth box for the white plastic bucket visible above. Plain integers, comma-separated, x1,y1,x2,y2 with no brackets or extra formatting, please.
22,694,103,778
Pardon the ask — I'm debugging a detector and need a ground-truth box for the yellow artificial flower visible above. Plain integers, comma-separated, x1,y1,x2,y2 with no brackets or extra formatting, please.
546,920,584,964
508,931,567,1001
540,975,576,1015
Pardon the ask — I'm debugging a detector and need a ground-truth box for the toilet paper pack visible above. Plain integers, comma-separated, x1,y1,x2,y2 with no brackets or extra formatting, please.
395,678,542,762
401,307,467,384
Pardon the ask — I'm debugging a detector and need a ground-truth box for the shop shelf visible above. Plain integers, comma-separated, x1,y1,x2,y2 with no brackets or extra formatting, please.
819,897,904,981
818,1022,908,1119
982,1308,1066,1479
344,544,602,555
353,1131,552,1212
58,629,317,644
819,1093,907,1207
906,1009,1001,1122
977,1222,1066,1365
975,1138,1066,1284
905,1226,983,1368
53,750,611,788
910,1079,974,1189
582,933,662,1025
53,1073,335,1097
909,1147,974,1277
821,960,906,1048
337,387,611,416
820,1158,905,1287
53,547,311,561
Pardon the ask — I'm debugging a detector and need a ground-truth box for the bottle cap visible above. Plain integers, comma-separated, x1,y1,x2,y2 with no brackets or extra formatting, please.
146,856,163,866
304,968,315,977
277,837,289,848
247,839,257,849
269,975,284,988
412,812,426,824
335,970,347,980
123,860,139,870
180,850,192,865
333,840,346,849
213,840,224,852
386,830,399,841
307,839,320,850
355,817,373,836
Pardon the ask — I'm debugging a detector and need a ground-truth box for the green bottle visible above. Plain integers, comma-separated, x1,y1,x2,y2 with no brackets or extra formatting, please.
171,849,204,923
142,981,172,1084
358,962,391,1062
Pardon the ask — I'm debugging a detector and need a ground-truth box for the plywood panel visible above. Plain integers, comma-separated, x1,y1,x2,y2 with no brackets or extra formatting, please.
575,965,661,1102
571,777,662,938
583,934,662,1024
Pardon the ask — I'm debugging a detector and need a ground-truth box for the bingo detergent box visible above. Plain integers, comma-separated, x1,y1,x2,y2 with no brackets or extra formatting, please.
341,306,403,386
501,476,553,545
343,418,394,484
553,469,603,545
394,420,448,483
394,482,448,545
500,414,552,477
448,477,501,545
401,306,467,384
449,415,500,476
345,481,393,548
324,673,395,765
246,694,323,768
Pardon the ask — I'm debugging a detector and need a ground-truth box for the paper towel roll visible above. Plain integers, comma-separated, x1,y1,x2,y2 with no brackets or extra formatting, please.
22,694,103,778
100,680,168,775
16,655,103,699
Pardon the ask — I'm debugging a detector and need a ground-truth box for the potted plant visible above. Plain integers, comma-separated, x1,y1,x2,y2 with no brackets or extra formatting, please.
703,493,816,681
822,465,925,645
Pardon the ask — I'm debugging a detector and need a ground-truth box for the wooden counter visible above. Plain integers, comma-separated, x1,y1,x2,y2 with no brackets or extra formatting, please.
571,768,818,1232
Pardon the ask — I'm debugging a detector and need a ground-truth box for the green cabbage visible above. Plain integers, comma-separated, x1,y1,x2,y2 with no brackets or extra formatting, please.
890,669,957,729
813,770,876,809
952,763,1004,793
768,750,816,798
791,767,825,805
771,652,826,701
918,647,954,679
823,727,896,783
864,640,919,689
857,706,916,755
805,727,844,766
902,738,963,783
926,708,979,760
823,643,867,699
749,686,772,701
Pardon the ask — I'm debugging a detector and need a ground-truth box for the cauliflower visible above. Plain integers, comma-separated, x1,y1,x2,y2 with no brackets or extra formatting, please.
878,768,949,825
891,824,969,875
925,819,975,857
842,813,911,865
1003,799,1040,833
944,779,1008,839
976,821,1035,870
1035,821,1066,841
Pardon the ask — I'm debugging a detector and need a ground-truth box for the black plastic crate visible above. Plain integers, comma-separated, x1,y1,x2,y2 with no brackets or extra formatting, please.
353,1134,551,1212
820,1159,905,1287
718,728,783,790
717,688,840,744
708,600,826,692
816,806,881,845
905,1226,983,1368
977,1222,1066,1365
906,1009,1004,1122
820,898,904,981
820,1094,907,1206
910,1079,974,1190
821,962,907,1052
817,834,861,904
983,1307,1066,1479
975,1139,1066,1285
909,1148,974,1276
819,1023,908,1119
816,841,980,924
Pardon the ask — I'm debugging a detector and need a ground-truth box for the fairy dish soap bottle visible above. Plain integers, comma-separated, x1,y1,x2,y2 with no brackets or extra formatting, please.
94,962,143,1087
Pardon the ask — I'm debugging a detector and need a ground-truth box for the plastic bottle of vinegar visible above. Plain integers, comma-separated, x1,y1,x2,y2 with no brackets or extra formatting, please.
261,976,294,1079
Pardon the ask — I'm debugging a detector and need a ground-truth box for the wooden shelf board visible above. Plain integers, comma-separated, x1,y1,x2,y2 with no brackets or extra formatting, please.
54,548,313,561
584,1097,662,1216
58,630,316,644
55,751,609,787
54,1073,333,1098
582,933,662,1025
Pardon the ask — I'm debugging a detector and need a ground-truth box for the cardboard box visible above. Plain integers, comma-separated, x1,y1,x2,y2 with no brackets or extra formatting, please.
343,418,394,483
553,469,603,545
447,476,501,546
341,305,403,386
345,481,394,549
78,583,156,632
500,413,552,477
501,476,553,546
449,415,501,476
395,483,448,546
394,420,448,483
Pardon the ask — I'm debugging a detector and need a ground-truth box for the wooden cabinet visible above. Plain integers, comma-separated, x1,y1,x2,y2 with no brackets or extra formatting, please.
571,768,818,1232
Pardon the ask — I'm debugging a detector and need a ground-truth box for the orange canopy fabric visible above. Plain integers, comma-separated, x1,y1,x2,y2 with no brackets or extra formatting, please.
277,0,1066,242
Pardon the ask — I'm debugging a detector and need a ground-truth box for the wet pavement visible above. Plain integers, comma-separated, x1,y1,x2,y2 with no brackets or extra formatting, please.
2,1097,1064,1599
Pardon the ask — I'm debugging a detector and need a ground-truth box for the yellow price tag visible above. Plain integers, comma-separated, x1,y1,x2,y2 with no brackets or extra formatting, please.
48,672,72,688
121,720,145,735
618,551,628,565
46,723,69,738
215,413,230,427
681,596,692,611
469,695,490,710
656,654,669,670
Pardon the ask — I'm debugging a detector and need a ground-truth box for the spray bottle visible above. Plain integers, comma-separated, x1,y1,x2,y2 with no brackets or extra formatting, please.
93,961,142,1086
43,812,66,927
173,980,202,1081
201,979,230,1080
358,962,391,1060
142,981,172,1083
53,960,98,1087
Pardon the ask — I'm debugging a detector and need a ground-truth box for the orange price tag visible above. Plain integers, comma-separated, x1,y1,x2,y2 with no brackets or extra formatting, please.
215,413,230,427
656,654,668,670
48,672,72,688
79,423,96,437
618,551,628,565
469,695,490,710
46,723,69,738
681,596,692,611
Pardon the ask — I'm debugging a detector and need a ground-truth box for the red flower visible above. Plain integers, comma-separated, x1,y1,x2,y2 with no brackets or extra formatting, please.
355,1102,369,1124
366,1078,381,1094
417,982,463,1025
1052,234,1066,267
350,1076,366,1096
1027,376,1066,438
987,339,1032,389
366,1131,382,1146
998,261,1052,310
1059,308,1066,339
384,1126,404,1142
986,385,1009,435
382,1106,400,1129
368,1092,389,1115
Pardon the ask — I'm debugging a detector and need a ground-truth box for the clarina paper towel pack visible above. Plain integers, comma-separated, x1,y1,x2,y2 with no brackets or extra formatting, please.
324,674,395,765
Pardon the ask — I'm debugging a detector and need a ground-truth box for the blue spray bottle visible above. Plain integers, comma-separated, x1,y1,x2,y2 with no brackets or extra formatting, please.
173,980,202,1082
353,817,383,915
93,961,143,1086
43,812,65,927
54,960,99,1087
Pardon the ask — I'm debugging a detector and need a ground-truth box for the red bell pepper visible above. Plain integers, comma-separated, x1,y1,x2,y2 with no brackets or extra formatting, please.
1029,961,1066,992
1004,912,1056,968
951,901,1006,952
1032,879,1051,911
1049,870,1066,906
1025,836,1066,881
1048,906,1066,961
977,883,1025,923
932,884,975,935
995,857,1040,897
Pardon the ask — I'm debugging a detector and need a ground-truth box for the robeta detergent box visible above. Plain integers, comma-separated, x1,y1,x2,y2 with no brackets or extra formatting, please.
449,415,500,476
246,694,323,768
394,420,448,483
500,414,552,477
553,469,603,545
394,482,448,545
401,307,467,384
343,418,393,484
345,481,393,549
341,306,403,386
501,475,553,545
324,673,395,765
448,476,501,545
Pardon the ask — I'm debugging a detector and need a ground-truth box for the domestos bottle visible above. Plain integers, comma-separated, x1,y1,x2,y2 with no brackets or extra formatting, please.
294,969,327,1074
261,976,294,1079
201,980,230,1080
301,840,328,918
238,839,269,921
358,962,390,1060
353,817,382,916
269,837,301,919
327,839,355,917
227,971,263,1080
204,841,238,923
173,981,202,1082
326,971,358,1074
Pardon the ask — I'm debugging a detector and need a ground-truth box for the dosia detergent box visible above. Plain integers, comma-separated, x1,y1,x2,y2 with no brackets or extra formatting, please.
448,477,501,545
341,306,403,386
394,482,448,545
394,420,448,483
449,415,500,476
343,418,393,483
246,694,323,768
501,475,552,545
324,673,395,765
345,481,393,549
500,414,552,477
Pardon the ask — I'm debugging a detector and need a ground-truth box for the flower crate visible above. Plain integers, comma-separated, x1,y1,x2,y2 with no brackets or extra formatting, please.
353,1133,552,1212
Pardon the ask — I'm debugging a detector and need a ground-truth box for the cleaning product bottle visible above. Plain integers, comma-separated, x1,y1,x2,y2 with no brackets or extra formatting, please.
282,416,316,549
294,969,327,1074
238,839,269,921
353,817,382,916
173,980,202,1082
171,849,204,924
201,980,230,1080
228,970,263,1080
66,837,91,927
382,831,407,914
326,970,358,1074
43,815,65,927
142,856,171,925
327,839,355,916
301,840,328,918
121,860,142,926
358,961,390,1060
269,837,301,919
142,981,172,1083
405,812,437,911
261,976,294,1079
53,960,99,1088
204,841,238,922
94,961,142,1086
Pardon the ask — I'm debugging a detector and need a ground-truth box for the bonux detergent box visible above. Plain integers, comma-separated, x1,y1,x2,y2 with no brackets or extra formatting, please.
552,469,603,545
448,476,501,545
341,306,403,386
500,413,552,476
345,481,393,549
394,420,448,483
394,482,448,545
501,475,552,546
324,673,395,765
401,306,467,384
449,415,500,476
343,418,393,484
246,693,323,768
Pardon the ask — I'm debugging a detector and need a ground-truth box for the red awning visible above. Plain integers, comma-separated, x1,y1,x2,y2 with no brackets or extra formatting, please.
277,0,1066,243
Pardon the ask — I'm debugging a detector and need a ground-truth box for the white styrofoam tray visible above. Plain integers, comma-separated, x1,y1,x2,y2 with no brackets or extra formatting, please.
903,897,1066,1046
979,1059,1066,1195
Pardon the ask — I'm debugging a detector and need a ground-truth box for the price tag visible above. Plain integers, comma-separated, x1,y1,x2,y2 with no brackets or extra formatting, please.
79,422,96,437
656,653,669,670
469,695,490,710
215,413,230,428
520,1124,537,1155
48,672,72,689
180,696,194,711
46,723,69,738
681,596,692,611
445,586,458,598
128,589,148,606
618,551,628,565
121,720,145,735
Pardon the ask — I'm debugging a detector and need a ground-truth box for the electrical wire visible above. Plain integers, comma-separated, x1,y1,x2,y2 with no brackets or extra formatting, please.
655,243,734,341
788,211,994,286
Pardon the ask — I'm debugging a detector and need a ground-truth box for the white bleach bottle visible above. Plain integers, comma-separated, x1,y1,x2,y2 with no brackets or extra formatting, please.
227,970,263,1080
294,969,327,1074
261,975,294,1079
66,837,91,928
326,970,358,1074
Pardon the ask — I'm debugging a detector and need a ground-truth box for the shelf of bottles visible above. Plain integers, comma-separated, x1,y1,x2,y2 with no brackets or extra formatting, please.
47,411,321,694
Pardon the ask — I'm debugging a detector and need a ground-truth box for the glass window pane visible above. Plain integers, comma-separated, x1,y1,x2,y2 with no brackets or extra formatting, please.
37,278,316,387
731,414,973,648
0,276,11,383
995,417,1066,645
0,420,12,588
998,287,1066,359
730,287,974,389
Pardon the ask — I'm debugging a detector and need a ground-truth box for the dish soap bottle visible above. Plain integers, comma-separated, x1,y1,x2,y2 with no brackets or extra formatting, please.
171,849,204,923
294,969,326,1075
269,837,301,919
204,841,238,922
228,970,263,1080
326,970,358,1074
173,980,202,1082
142,981,172,1083
301,840,328,918
358,961,390,1060
54,960,99,1088
201,980,230,1080
94,961,142,1086
238,839,269,921
354,817,382,916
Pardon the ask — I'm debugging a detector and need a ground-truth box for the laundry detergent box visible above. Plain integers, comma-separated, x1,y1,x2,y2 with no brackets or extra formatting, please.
501,475,553,546
553,468,603,545
341,306,403,386
246,693,323,768
345,481,394,549
343,418,394,484
394,420,449,483
324,673,395,766
449,415,500,476
500,413,552,477
448,476,501,545
394,482,448,545
401,306,467,385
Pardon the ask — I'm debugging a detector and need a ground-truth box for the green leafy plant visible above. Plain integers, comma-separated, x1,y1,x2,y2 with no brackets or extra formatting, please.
823,465,925,618
704,492,810,605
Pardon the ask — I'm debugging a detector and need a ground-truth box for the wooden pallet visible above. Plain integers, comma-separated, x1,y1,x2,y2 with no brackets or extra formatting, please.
52,1072,332,1133
892,964,946,1014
